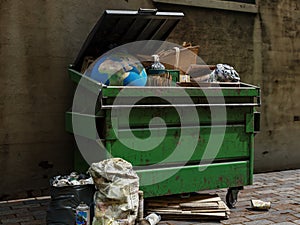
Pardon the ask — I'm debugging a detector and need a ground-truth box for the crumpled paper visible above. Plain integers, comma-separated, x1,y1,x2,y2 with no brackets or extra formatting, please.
88,158,139,225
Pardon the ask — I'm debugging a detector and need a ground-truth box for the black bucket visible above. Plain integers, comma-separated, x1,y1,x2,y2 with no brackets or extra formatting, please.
46,183,95,225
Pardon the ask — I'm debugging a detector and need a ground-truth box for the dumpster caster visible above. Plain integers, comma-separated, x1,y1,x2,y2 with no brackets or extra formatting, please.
226,186,243,208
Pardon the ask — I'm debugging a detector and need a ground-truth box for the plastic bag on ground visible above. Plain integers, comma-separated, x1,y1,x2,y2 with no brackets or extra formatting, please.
88,158,139,225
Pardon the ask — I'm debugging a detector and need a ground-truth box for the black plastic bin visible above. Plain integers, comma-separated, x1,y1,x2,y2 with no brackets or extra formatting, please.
46,184,95,225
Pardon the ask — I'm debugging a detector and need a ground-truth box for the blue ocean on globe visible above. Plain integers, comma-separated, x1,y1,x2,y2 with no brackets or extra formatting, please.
84,52,147,86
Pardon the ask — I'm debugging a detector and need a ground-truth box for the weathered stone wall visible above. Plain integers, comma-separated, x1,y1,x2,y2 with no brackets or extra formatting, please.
254,0,300,171
158,3,256,85
0,0,299,199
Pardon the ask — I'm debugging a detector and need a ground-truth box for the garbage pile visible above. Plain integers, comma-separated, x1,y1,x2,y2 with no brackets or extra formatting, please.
88,158,140,225
51,172,94,187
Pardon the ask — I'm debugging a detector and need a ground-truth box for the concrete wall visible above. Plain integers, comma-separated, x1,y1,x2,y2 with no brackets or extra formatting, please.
0,0,299,199
254,0,300,171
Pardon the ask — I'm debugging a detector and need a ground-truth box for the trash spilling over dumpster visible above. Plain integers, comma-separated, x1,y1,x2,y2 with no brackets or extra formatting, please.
88,158,140,225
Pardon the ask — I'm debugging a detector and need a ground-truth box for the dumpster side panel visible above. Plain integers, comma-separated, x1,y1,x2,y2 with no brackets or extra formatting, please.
105,106,252,128
107,126,251,166
137,161,250,198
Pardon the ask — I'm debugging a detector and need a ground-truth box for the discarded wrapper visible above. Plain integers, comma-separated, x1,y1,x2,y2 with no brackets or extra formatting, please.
251,199,271,210
138,213,161,225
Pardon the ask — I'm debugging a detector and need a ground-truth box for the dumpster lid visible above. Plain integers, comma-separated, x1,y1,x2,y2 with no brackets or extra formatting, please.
72,9,184,71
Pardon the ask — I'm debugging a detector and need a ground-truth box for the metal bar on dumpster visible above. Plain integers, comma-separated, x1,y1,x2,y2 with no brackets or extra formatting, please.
101,103,259,109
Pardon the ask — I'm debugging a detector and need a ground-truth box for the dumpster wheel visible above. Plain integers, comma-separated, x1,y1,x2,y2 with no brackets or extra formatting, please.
226,186,243,208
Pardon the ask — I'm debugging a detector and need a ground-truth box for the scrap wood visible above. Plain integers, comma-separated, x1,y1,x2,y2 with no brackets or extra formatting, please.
187,196,222,203
179,202,219,209
146,193,219,203
188,209,230,213
147,210,226,216
153,212,229,220
219,201,230,211
146,204,180,209
147,208,230,213
145,193,230,220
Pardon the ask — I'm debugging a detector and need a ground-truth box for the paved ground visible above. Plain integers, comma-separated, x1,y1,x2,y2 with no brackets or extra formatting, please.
0,169,299,225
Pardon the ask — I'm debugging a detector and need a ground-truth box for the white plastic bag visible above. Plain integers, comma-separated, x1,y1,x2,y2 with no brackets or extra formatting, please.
210,64,240,82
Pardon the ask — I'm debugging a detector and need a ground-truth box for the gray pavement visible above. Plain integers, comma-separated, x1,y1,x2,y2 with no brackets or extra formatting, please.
0,169,299,225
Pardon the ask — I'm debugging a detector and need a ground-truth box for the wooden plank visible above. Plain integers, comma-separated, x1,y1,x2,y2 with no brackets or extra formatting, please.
219,201,230,211
188,209,229,213
187,197,222,203
180,202,219,209
150,211,228,219
146,193,219,203
148,210,226,216
152,0,258,13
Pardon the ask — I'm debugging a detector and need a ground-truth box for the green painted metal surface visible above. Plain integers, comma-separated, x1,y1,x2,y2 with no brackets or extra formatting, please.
74,147,89,172
246,113,255,133
102,86,259,98
137,161,250,197
248,132,255,184
106,125,251,166
68,69,102,95
105,106,252,129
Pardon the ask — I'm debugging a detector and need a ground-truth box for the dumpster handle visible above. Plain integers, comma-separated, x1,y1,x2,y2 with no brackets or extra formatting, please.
257,88,261,106
138,8,158,14
101,103,260,109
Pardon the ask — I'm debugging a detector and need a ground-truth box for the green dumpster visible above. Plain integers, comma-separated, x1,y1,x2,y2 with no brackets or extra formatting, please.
66,9,260,208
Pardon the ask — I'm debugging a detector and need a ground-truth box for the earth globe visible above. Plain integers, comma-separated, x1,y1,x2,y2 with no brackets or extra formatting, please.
84,52,147,86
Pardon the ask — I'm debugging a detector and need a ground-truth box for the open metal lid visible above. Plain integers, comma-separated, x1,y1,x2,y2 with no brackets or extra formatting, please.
72,9,184,71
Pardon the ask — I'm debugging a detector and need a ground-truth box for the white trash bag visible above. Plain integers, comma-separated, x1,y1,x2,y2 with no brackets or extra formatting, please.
88,158,139,225
209,64,240,82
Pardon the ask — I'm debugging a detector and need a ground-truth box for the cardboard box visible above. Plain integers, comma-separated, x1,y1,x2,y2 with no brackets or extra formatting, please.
158,46,199,74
